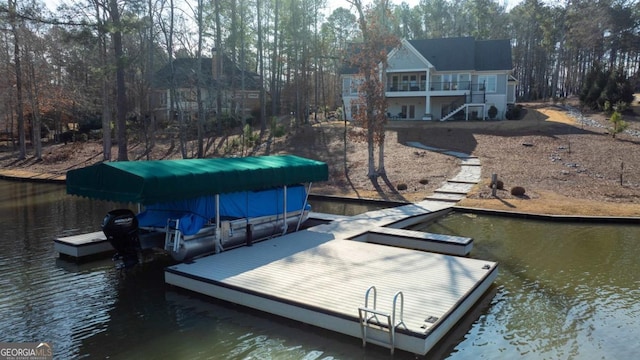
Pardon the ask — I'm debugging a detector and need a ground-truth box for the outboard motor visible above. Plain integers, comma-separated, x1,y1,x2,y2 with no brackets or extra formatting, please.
102,209,139,270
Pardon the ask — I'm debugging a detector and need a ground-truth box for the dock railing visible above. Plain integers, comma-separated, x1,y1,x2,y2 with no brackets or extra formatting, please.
358,286,407,355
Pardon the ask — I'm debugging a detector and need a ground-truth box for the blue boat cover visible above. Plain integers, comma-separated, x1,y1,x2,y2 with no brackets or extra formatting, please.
136,185,309,235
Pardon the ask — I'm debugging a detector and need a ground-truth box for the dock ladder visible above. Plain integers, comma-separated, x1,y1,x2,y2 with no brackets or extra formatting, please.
358,286,407,355
164,218,182,253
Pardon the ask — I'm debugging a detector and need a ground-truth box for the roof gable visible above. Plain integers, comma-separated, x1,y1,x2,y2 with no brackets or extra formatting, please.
387,39,431,71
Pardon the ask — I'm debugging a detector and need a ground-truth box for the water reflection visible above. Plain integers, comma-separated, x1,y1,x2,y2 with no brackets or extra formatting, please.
1,180,638,359
418,212,640,359
307,196,390,216
0,181,406,359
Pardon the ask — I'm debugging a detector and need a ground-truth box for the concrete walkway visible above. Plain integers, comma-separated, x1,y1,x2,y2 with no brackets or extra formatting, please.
406,141,482,203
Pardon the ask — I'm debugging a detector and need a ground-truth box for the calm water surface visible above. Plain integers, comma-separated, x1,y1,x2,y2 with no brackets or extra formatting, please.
1,180,638,359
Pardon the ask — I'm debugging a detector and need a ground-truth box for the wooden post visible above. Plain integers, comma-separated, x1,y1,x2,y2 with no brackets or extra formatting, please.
620,162,624,186
491,173,497,197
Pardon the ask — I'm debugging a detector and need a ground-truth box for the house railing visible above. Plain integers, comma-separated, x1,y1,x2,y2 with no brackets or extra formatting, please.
387,82,427,92
428,81,472,92
386,81,475,92
441,96,467,119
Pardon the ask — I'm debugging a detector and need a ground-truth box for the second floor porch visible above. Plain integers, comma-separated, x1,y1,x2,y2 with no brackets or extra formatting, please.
343,72,500,97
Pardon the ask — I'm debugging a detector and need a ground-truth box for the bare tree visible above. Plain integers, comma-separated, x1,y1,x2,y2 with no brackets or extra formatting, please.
23,29,43,160
256,0,266,133
347,0,399,178
196,0,205,157
109,0,128,161
8,0,27,160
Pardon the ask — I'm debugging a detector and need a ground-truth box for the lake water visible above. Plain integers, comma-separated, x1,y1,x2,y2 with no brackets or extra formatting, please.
1,180,638,359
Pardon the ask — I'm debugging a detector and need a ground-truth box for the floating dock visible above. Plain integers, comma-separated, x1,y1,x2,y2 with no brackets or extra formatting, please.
165,201,497,355
352,226,473,256
165,227,497,355
54,231,112,258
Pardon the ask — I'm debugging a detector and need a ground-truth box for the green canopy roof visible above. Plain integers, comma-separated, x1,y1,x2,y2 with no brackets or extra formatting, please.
66,155,328,204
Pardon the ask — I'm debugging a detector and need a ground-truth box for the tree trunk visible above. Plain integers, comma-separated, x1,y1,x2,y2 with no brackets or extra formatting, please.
257,0,266,133
110,0,128,161
367,126,375,178
377,133,385,175
26,50,42,160
98,1,111,161
9,0,26,160
196,0,204,158
214,0,223,133
146,0,155,157
270,0,279,116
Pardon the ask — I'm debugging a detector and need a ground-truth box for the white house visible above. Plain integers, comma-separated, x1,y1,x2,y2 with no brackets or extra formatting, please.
341,37,517,121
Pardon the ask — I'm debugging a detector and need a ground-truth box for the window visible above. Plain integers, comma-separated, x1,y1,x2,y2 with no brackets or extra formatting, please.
442,74,452,90
158,92,167,106
342,77,351,96
477,75,497,93
458,74,470,90
431,75,441,90
409,75,417,91
344,76,362,95
390,75,399,91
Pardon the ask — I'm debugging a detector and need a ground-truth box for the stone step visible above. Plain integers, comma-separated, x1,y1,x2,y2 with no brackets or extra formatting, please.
424,192,466,202
437,182,476,194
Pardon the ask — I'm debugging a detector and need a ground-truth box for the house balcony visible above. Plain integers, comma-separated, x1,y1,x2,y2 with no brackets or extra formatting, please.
386,81,473,97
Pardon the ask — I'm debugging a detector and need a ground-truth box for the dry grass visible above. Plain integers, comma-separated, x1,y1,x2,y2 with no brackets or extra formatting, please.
1,100,639,217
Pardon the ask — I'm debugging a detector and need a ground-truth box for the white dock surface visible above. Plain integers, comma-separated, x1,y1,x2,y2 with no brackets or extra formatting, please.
53,231,112,258
166,225,497,355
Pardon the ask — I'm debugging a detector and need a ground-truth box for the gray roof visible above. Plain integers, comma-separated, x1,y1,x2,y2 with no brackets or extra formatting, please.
408,37,513,71
153,56,261,90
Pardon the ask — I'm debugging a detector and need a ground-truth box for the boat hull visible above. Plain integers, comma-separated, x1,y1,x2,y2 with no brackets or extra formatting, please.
167,211,308,261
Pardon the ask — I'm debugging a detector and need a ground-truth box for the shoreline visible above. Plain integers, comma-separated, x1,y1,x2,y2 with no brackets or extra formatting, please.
2,168,639,223
1,102,638,218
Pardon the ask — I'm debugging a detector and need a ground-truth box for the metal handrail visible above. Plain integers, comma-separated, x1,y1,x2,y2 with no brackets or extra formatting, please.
364,285,376,310
392,291,407,331
358,286,406,355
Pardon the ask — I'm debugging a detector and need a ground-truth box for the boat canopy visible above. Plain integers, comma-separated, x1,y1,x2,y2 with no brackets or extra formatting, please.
66,155,328,204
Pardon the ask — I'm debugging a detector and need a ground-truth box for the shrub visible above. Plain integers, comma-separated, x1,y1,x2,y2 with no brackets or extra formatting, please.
488,180,504,190
488,105,498,119
609,109,628,138
505,105,521,120
510,186,526,196
243,124,256,147
269,117,286,138
397,183,408,191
